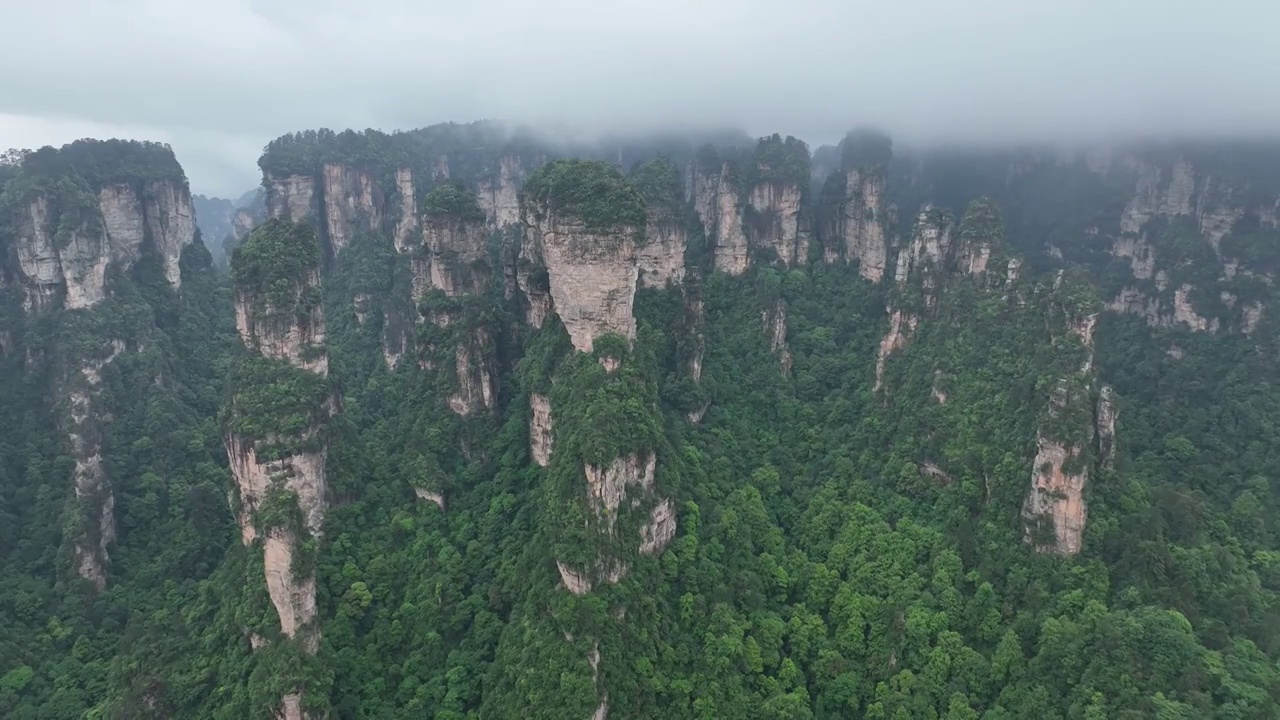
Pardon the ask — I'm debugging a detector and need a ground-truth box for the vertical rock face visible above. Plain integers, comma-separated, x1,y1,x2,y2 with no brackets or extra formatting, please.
1111,235,1156,280
1023,409,1091,556
65,339,126,590
530,392,554,467
893,207,954,302
447,328,496,416
762,299,791,374
712,165,749,275
225,223,332,718
1172,285,1218,332
1023,280,1103,556
691,161,750,275
1097,386,1117,469
476,155,524,228
424,214,491,298
14,197,73,311
747,181,803,266
267,173,319,224
322,163,381,256
418,204,498,415
835,168,888,281
142,180,197,288
98,184,147,266
393,168,418,254
636,210,687,288
875,309,917,392
524,211,641,352
234,265,329,375
1121,159,1196,235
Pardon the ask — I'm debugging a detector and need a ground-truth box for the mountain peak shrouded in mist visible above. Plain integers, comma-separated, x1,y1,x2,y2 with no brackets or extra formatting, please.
2,0,1279,194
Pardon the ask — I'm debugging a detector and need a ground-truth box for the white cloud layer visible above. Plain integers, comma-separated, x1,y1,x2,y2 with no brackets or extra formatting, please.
2,0,1277,195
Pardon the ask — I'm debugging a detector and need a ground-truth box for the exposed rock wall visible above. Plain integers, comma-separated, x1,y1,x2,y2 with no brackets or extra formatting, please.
65,339,126,590
233,267,329,375
476,155,523,228
747,181,803,266
13,196,115,311
142,180,196,288
523,211,641,352
322,163,381,257
267,173,318,224
225,238,331,715
418,212,498,414
393,168,419,254
762,299,792,374
690,162,750,275
1023,300,1105,555
637,212,686,288
832,168,889,281
530,393,554,467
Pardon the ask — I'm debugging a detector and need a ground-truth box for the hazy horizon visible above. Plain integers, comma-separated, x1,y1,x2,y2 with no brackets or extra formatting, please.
4,0,1278,197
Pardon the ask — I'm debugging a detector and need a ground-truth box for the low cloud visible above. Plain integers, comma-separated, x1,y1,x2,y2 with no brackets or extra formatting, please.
3,0,1277,196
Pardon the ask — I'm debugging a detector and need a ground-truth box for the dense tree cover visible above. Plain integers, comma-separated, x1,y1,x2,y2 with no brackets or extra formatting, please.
4,133,1280,720
522,159,648,231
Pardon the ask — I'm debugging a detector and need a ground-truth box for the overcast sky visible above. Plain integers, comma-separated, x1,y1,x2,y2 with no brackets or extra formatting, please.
2,0,1277,197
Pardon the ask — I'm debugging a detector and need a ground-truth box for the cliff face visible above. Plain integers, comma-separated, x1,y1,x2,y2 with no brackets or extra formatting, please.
14,196,109,311
64,339,126,590
830,168,889,281
637,210,687,288
1022,276,1104,556
691,162,750,276
522,210,641,353
322,163,381,256
233,265,328,375
476,155,524,229
225,222,333,718
266,173,318,224
418,209,498,415
747,181,805,266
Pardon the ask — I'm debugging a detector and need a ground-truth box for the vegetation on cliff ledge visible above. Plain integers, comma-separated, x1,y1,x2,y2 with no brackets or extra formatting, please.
522,158,648,232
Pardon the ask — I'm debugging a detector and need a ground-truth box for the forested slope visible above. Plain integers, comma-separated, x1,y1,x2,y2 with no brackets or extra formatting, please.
2,125,1280,718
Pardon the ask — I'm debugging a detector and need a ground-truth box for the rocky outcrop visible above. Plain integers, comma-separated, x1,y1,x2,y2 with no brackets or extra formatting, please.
1097,386,1117,469
143,180,196,288
447,328,496,416
523,211,641,352
418,208,497,413
393,168,419,254
98,184,146,267
1172,285,1218,332
557,451,672,595
1121,159,1195,235
747,181,803,266
322,163,381,257
762,299,791,374
637,210,686,288
1023,283,1103,556
233,266,328,375
476,155,523,228
1107,284,1220,332
65,339,126,590
267,173,318,224
530,392,554,467
95,180,196,290
875,309,917,392
1023,417,1090,556
13,196,109,311
1111,234,1156,280
691,162,749,276
892,207,954,304
830,168,889,281
225,226,332,716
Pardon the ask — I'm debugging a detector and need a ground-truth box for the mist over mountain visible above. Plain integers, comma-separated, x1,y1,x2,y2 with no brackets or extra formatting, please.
3,0,1279,195
4,4,1280,719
